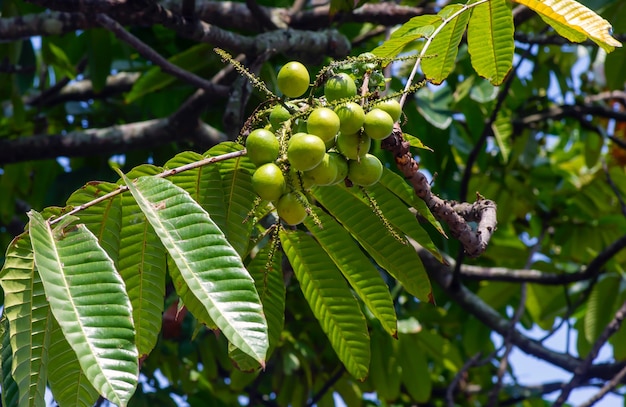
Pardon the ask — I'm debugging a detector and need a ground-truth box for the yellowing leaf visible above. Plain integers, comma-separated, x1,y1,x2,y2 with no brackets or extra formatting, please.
512,0,622,52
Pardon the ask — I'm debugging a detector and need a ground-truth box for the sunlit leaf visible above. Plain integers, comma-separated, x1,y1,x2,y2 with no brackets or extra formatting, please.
512,0,622,51
119,173,268,365
422,4,471,84
0,316,19,407
0,233,50,407
27,211,138,406
372,15,441,60
467,0,514,85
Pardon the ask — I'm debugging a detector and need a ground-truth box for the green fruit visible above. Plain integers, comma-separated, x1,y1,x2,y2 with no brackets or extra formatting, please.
372,99,402,122
287,133,326,171
277,61,310,98
307,108,340,142
245,128,279,166
304,153,337,186
276,192,308,225
269,104,294,130
335,102,365,134
336,132,371,160
252,163,286,201
328,151,348,184
290,168,316,190
357,52,379,71
324,73,357,102
348,154,383,186
363,108,394,140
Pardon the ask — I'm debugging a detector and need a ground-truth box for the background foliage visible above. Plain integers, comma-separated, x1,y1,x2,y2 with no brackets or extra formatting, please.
1,0,626,406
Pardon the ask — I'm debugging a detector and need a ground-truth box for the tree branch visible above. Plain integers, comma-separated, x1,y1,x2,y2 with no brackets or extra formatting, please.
418,248,626,382
382,125,497,257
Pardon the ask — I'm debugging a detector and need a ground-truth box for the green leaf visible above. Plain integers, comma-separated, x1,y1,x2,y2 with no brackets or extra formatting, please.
584,133,603,168
416,84,454,129
116,165,166,358
48,319,100,407
125,43,214,103
313,185,432,302
280,229,370,380
0,233,50,407
422,5,471,84
41,40,76,79
403,133,433,151
467,0,514,85
86,29,111,93
66,181,122,265
492,107,513,163
367,329,401,400
27,211,138,406
165,151,228,233
119,173,268,365
304,207,397,337
0,316,19,407
362,183,442,262
585,275,621,344
372,15,441,60
167,252,217,330
398,334,431,402
206,142,257,257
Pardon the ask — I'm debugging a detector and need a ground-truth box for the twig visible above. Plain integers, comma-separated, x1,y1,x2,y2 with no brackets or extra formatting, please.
398,0,489,108
95,13,222,93
306,366,345,407
48,150,247,226
446,352,482,406
577,364,626,407
553,299,626,407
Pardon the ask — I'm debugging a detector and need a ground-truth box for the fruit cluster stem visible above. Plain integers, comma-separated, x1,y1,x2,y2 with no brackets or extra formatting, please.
381,124,497,258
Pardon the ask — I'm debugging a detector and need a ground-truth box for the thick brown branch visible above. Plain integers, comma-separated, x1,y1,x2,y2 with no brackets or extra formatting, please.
382,125,497,257
28,72,140,107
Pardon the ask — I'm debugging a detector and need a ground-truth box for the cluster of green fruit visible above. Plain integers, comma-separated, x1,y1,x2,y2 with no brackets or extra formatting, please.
246,60,402,226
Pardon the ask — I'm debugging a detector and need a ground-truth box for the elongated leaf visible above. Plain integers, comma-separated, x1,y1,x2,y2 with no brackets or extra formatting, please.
399,333,431,402
167,255,217,330
66,181,122,266
0,233,50,407
422,4,471,84
86,29,112,93
585,275,620,344
314,185,432,301
304,208,397,337
48,319,100,407
125,43,214,103
512,0,622,51
0,316,19,407
207,142,257,257
165,151,228,233
280,229,370,380
467,0,514,85
27,211,138,406
119,173,268,365
115,165,166,358
372,15,441,59
367,329,400,401
357,184,443,263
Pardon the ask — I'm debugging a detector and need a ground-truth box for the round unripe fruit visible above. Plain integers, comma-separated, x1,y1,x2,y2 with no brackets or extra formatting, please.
328,152,349,184
252,163,286,201
307,108,340,142
335,102,365,134
372,99,402,123
304,153,337,186
290,168,316,190
245,129,279,166
363,108,394,140
324,73,357,102
276,193,308,226
277,61,310,98
336,132,371,160
269,104,294,130
348,154,383,186
287,133,326,171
